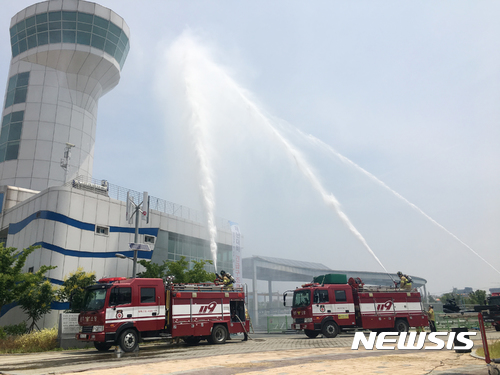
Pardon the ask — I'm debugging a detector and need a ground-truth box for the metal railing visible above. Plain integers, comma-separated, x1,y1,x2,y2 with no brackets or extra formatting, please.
65,176,231,231
435,312,495,331
267,315,294,333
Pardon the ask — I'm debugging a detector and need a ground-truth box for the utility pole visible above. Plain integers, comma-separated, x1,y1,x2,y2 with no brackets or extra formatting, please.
125,191,150,277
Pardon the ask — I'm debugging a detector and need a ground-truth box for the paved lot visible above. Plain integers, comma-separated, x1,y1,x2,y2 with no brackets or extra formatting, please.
0,331,499,375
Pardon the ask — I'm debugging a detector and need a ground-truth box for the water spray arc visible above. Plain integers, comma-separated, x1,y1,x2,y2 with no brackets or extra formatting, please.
168,33,392,278
226,85,392,278
181,71,219,271
301,131,500,276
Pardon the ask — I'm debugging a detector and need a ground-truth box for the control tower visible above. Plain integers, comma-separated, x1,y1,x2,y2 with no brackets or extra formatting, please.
0,0,129,191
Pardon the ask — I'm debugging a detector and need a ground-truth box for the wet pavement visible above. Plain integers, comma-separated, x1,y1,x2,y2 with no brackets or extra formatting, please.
0,331,499,375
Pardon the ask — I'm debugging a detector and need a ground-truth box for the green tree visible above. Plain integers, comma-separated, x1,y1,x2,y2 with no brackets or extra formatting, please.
0,244,42,312
137,259,169,278
186,259,215,283
440,292,458,305
137,256,216,283
57,268,96,313
18,277,56,332
466,290,487,305
167,256,190,283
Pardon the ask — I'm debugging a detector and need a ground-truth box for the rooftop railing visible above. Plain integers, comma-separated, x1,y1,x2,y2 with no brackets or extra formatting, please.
65,176,231,231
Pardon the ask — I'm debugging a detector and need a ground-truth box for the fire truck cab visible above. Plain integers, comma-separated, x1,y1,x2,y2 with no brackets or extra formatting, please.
285,275,428,338
76,277,249,352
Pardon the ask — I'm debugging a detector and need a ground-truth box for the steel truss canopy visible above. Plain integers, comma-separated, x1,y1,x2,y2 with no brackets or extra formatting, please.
242,255,427,287
242,255,428,326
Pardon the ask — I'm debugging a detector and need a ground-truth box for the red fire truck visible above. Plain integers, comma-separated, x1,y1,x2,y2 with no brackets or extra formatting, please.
284,275,428,338
76,277,249,352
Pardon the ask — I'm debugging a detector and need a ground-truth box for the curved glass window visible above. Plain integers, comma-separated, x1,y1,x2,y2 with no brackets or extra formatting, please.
0,111,24,162
4,72,30,109
10,11,129,69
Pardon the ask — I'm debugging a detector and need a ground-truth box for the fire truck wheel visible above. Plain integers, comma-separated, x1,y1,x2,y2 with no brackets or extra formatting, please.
209,325,228,344
394,319,410,333
304,330,319,338
321,321,339,338
495,325,500,331
119,329,139,352
93,341,112,352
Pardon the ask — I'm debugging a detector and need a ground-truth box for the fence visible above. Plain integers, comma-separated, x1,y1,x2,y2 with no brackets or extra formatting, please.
436,313,492,331
65,176,231,231
267,315,294,333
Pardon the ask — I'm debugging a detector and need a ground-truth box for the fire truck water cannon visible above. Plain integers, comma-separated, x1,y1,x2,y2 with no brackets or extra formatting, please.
284,273,428,339
76,277,250,352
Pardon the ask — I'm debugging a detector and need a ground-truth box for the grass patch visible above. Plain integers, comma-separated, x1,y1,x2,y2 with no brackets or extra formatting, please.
476,340,500,359
0,327,58,353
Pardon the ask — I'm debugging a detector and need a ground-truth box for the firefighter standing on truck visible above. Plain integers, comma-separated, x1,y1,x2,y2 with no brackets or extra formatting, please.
397,271,412,290
220,270,235,290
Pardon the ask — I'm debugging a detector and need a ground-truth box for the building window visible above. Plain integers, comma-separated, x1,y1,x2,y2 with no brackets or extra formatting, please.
144,235,155,244
4,72,29,109
28,266,34,273
95,225,109,235
0,111,24,162
10,11,129,68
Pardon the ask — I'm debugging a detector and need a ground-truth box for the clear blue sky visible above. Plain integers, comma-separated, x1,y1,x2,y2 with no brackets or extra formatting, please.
1,1,500,294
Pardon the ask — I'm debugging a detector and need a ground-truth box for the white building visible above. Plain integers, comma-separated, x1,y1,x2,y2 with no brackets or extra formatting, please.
0,0,236,329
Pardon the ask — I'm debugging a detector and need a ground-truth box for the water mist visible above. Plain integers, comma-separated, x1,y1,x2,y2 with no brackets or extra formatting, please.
166,31,392,276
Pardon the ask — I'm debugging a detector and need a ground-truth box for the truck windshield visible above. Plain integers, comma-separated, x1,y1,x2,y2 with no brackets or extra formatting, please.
293,290,311,307
82,287,108,311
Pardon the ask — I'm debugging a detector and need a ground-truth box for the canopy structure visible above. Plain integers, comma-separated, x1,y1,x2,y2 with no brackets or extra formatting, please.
242,255,428,325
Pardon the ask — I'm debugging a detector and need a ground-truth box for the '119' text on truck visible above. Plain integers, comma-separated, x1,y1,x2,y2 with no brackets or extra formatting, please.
76,277,249,352
284,274,428,338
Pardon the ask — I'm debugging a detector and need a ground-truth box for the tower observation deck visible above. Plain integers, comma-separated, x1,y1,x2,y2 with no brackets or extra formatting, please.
0,0,129,191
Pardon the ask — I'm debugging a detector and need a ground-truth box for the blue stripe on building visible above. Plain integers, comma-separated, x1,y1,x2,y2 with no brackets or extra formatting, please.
33,241,153,260
8,210,159,237
0,300,70,318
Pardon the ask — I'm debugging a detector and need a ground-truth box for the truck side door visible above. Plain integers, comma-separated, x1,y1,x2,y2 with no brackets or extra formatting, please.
135,285,163,332
312,289,331,318
332,287,356,326
107,286,132,323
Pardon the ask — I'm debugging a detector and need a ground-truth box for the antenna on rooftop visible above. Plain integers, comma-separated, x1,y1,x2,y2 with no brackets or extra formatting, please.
60,143,75,184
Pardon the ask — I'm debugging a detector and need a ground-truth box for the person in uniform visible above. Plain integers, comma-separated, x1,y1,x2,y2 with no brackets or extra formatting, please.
220,270,235,290
427,305,436,332
397,271,412,290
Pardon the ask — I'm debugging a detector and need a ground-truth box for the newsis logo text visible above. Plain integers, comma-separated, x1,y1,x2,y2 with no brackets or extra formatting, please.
351,331,477,350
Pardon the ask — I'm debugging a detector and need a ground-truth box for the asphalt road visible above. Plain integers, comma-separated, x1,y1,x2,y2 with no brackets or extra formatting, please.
0,331,499,375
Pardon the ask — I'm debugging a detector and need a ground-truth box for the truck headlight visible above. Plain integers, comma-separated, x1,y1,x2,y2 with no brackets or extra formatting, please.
92,325,104,333
304,318,313,323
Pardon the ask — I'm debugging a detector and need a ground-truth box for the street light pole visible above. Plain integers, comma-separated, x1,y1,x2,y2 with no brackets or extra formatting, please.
132,203,140,277
125,191,149,278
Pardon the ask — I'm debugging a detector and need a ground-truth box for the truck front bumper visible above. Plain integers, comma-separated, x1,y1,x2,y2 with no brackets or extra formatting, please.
75,332,116,343
292,322,317,331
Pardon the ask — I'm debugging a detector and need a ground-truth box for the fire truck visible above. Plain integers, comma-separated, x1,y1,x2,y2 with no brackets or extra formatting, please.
283,274,428,338
76,277,249,352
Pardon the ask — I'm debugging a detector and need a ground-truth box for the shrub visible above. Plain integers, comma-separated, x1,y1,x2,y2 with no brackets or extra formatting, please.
5,321,28,336
0,327,58,353
0,321,27,338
